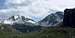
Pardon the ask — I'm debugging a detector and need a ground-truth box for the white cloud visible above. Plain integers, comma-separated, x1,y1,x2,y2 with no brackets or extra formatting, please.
1,0,51,21
48,0,75,11
0,0,75,21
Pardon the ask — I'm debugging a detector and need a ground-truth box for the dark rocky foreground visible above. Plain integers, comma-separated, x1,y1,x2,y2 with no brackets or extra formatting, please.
63,8,75,27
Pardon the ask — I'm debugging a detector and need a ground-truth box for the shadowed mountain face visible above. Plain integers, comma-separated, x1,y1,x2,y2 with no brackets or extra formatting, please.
39,11,64,27
63,8,75,27
12,24,41,32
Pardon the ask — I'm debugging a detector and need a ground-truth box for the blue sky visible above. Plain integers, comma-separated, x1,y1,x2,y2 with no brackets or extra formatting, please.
0,0,5,5
0,0,6,9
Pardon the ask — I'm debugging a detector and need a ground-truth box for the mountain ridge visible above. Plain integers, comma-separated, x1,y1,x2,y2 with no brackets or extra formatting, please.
39,11,64,27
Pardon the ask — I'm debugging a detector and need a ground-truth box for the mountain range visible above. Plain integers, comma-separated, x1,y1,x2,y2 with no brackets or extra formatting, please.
0,11,64,32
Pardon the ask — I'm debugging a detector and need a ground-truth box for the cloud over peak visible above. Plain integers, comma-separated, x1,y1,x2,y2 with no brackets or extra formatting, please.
0,0,75,21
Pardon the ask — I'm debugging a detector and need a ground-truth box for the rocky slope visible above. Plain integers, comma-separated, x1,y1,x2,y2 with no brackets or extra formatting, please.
39,11,64,27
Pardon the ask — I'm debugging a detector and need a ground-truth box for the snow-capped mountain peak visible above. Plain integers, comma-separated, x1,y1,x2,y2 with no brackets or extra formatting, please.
3,15,36,25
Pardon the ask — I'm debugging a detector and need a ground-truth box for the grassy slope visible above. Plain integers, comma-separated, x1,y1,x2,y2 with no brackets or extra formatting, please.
0,28,74,38
0,24,74,38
